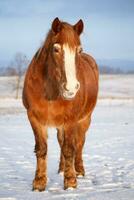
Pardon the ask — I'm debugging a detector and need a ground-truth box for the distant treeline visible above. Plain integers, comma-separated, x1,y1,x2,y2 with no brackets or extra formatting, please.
0,64,134,76
98,65,134,74
0,52,29,77
0,66,26,76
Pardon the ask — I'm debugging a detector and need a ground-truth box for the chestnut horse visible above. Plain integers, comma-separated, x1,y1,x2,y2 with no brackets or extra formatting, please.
23,17,99,191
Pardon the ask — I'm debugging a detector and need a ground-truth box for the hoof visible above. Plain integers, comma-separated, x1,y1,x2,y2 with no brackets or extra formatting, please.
66,187,75,191
76,171,85,177
64,177,77,190
75,165,85,177
58,171,64,176
32,176,47,192
58,167,64,174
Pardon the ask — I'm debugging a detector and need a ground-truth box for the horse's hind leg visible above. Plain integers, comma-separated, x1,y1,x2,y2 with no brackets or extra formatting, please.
75,117,91,177
62,125,77,189
28,110,47,191
57,128,64,173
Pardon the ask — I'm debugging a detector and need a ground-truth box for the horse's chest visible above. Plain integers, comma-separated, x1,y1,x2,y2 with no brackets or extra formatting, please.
46,102,65,127
46,101,79,127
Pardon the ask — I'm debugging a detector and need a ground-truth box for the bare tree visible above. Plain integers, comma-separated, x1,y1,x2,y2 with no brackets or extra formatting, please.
11,52,29,98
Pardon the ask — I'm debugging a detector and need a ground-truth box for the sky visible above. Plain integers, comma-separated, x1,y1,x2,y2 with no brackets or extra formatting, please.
0,0,134,65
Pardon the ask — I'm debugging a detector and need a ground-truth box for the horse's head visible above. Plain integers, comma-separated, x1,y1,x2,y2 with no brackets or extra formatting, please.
47,17,84,100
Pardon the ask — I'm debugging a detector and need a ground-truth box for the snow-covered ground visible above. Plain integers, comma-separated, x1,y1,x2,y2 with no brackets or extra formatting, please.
99,75,134,99
0,75,134,200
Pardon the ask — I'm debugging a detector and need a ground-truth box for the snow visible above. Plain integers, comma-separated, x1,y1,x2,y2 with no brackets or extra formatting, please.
99,75,134,99
0,103,134,199
0,75,134,199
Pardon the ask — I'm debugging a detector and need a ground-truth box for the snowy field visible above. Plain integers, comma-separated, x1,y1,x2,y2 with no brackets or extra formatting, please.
0,75,134,200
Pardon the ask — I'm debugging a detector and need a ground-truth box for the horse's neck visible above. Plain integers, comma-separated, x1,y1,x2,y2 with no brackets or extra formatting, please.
42,53,60,101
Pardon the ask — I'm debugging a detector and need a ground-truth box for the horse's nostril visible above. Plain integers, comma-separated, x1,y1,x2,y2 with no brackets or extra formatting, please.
62,83,66,90
62,82,69,91
68,92,74,96
75,82,80,90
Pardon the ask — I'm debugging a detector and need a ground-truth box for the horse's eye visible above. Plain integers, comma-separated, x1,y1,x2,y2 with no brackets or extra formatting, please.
53,44,61,53
53,46,60,53
78,46,83,54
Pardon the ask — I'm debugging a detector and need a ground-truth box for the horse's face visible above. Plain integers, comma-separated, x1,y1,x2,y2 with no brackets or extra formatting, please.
50,18,84,100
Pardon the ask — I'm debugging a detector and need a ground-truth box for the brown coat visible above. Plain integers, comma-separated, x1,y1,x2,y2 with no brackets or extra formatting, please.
22,18,99,191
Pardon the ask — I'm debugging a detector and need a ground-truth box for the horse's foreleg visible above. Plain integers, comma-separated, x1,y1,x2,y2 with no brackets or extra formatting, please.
62,126,77,189
28,111,47,191
75,117,91,177
57,128,64,173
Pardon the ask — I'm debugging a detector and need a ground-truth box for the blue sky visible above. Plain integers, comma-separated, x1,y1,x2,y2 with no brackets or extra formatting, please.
0,0,134,65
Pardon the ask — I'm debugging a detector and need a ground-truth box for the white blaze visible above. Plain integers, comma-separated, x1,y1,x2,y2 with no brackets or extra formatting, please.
63,44,77,92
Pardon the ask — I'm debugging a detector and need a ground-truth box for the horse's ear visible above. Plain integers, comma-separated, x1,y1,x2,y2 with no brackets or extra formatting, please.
73,19,84,35
52,17,62,34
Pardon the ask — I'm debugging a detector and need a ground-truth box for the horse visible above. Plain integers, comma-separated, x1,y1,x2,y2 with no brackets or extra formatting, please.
22,17,99,191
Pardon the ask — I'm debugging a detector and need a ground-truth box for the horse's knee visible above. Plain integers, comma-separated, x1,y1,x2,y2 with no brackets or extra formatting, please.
34,142,47,158
62,142,75,159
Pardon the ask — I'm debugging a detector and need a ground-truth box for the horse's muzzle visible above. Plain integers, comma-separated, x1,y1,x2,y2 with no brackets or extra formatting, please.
61,82,80,100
